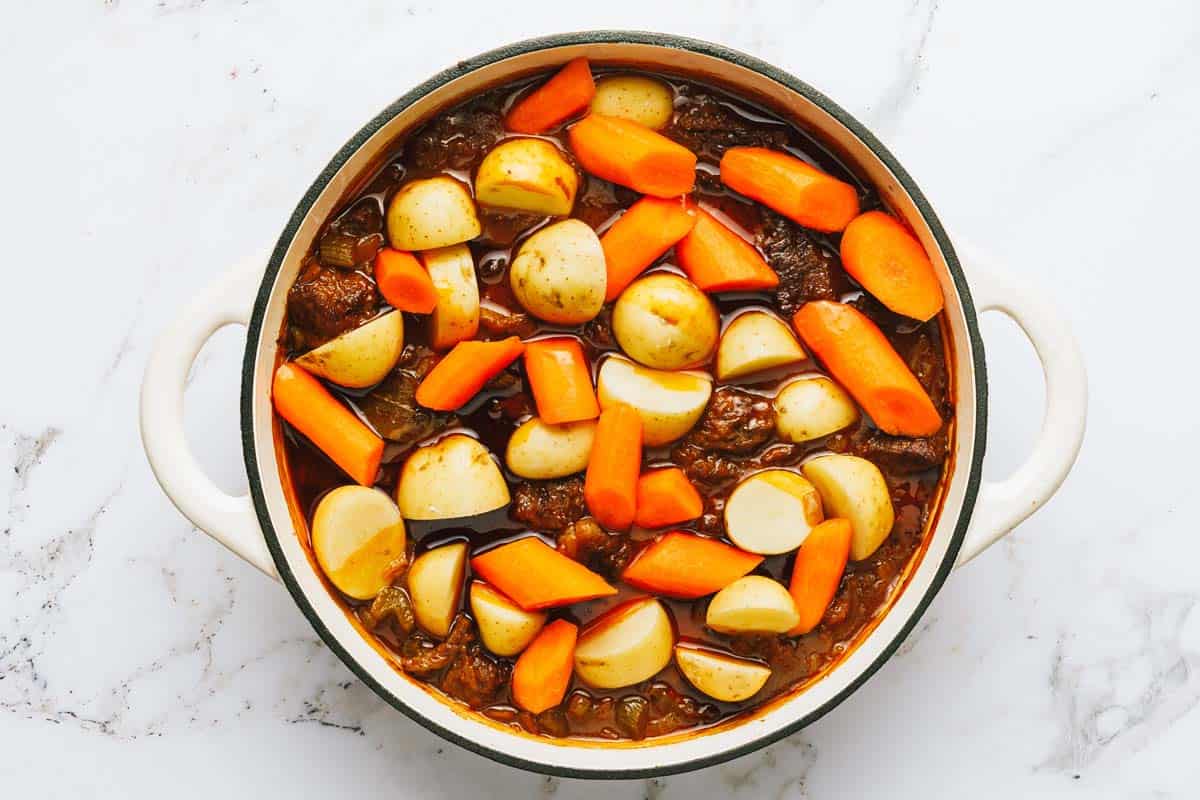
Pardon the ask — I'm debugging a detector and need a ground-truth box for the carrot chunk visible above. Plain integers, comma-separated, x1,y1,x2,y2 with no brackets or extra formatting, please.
788,518,853,635
600,196,697,301
414,336,525,411
583,403,643,530
272,363,383,486
470,537,617,611
506,57,596,134
374,248,438,314
720,147,859,233
621,531,762,599
792,301,941,436
633,468,703,529
675,207,779,292
523,337,600,424
840,211,944,322
511,619,578,713
568,115,697,198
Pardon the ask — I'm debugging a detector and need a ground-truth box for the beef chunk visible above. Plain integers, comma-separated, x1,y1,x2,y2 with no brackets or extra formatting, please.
757,210,839,315
582,304,616,351
557,518,640,578
479,306,538,339
905,328,952,417
829,425,947,474
287,262,379,350
850,292,909,334
360,345,456,447
683,387,775,454
400,613,474,675
511,476,587,532
441,644,509,708
575,178,637,230
665,92,788,160
406,102,503,173
358,586,415,634
317,199,385,268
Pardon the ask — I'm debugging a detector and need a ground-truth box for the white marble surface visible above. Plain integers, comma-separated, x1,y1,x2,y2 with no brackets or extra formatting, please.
3,0,1198,796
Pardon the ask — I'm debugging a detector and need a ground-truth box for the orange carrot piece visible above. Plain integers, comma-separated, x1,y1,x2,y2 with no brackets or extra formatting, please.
511,619,578,713
568,115,697,198
792,301,941,436
720,147,860,233
840,211,944,322
633,468,704,529
470,537,617,611
788,518,853,635
505,57,595,134
374,248,438,314
414,336,525,411
583,403,643,530
621,531,762,599
675,207,779,292
272,363,383,486
523,337,600,424
600,196,697,300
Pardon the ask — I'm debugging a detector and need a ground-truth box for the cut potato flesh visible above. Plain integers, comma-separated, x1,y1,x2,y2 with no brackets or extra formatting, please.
589,75,675,130
397,434,510,520
612,273,719,370
596,356,712,446
509,219,606,325
706,575,800,634
295,311,404,389
475,138,578,216
774,377,858,442
802,454,895,561
469,581,547,657
386,176,481,250
505,417,596,479
674,644,771,702
574,598,674,689
716,311,805,381
407,541,468,637
421,244,480,350
724,469,824,555
311,486,406,600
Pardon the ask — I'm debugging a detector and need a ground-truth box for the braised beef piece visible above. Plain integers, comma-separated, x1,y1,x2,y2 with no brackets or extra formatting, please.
905,327,952,417
478,210,544,248
682,387,775,454
317,199,385,268
574,178,635,230
582,304,616,351
406,100,503,173
400,613,474,675
286,261,379,350
644,681,719,738
665,92,788,160
358,585,415,634
851,292,909,334
479,306,538,339
441,643,509,708
360,345,456,447
757,210,839,315
511,476,587,532
828,425,947,475
557,518,640,578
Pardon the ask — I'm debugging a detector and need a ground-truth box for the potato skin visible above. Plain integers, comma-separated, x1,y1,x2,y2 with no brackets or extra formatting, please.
801,454,895,561
595,357,712,446
509,219,606,324
589,75,675,130
397,434,510,520
505,417,596,479
407,542,468,637
612,273,719,370
475,138,578,216
421,244,480,350
774,377,859,442
715,310,805,381
294,311,404,389
311,486,406,601
386,176,481,250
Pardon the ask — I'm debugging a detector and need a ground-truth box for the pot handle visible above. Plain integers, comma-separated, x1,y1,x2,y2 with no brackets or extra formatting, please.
140,252,279,579
953,243,1088,567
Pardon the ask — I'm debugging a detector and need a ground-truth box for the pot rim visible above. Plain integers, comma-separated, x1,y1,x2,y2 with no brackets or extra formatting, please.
239,30,988,779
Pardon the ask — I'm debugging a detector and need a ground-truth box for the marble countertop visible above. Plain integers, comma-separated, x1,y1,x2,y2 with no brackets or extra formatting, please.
4,1,1198,797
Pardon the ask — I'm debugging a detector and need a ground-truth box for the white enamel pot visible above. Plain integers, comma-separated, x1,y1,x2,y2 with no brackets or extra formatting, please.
139,32,1087,779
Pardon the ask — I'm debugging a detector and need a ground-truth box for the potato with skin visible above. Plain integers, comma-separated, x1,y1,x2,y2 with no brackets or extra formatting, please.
596,356,712,446
612,273,719,370
295,311,404,389
706,575,800,634
589,75,675,130
774,377,859,442
397,434,510,520
407,541,468,637
386,176,481,250
421,244,480,350
504,417,596,479
802,454,895,561
509,219,606,324
674,644,771,703
716,311,805,381
724,469,824,555
311,486,406,600
475,138,578,216
573,597,674,689
469,581,547,656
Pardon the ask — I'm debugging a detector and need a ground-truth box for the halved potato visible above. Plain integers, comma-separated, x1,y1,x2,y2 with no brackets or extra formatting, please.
407,541,468,637
421,244,480,350
509,219,606,324
774,377,859,442
311,486,406,600
802,454,895,561
596,356,712,446
706,575,800,634
294,311,404,389
475,138,578,216
674,643,771,702
716,311,806,381
573,597,674,689
469,581,547,656
589,75,675,130
612,273,719,370
724,469,824,555
505,417,596,479
386,176,481,250
397,434,510,520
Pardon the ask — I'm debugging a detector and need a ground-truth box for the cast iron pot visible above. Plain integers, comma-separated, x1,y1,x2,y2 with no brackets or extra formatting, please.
140,31,1087,779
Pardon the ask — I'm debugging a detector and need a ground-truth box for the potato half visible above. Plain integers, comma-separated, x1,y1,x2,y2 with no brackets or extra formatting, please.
311,486,406,600
802,454,895,561
386,176,482,250
407,541,468,637
589,75,675,130
421,244,480,350
724,469,824,554
397,434,510,520
294,311,404,389
596,356,712,446
612,273,719,370
475,138,578,216
674,643,771,702
706,575,800,634
716,311,806,381
774,377,859,442
509,219,606,324
469,581,547,657
574,597,674,689
505,417,596,479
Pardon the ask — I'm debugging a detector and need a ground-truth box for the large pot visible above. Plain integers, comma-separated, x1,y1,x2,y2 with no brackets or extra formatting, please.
139,32,1087,779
